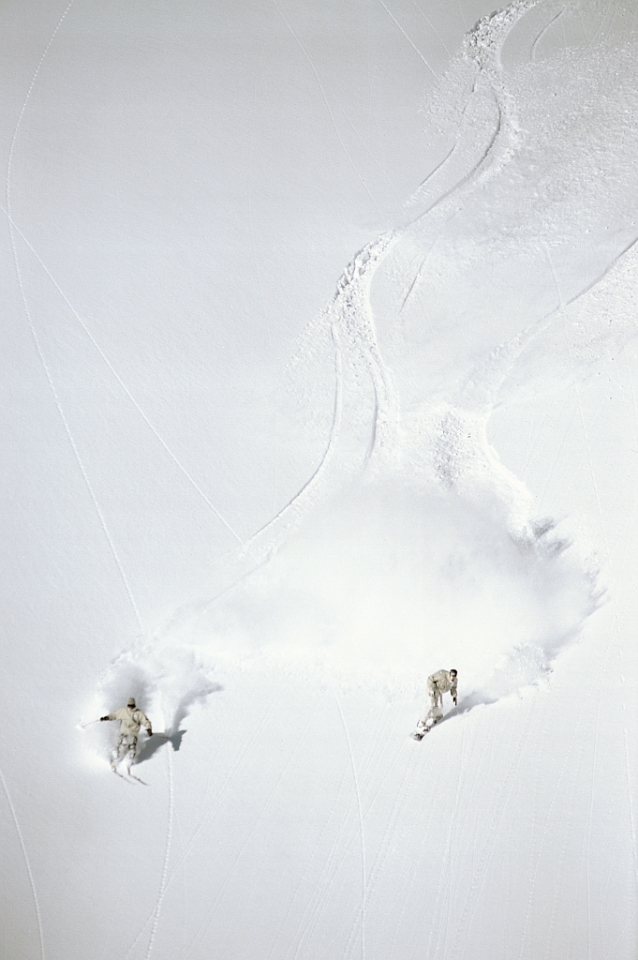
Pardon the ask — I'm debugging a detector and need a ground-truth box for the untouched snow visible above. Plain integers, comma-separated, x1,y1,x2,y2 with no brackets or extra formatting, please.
2,1,638,958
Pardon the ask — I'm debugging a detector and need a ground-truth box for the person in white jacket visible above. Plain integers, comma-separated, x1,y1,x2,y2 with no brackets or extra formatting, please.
413,669,457,738
101,698,153,769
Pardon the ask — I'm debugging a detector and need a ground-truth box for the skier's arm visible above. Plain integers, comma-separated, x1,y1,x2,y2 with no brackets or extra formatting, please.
137,711,153,736
100,714,115,721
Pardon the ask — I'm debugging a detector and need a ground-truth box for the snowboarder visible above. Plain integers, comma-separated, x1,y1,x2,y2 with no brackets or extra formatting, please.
101,697,153,770
412,669,458,739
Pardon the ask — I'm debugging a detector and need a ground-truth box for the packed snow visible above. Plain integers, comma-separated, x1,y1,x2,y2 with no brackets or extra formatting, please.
2,1,637,958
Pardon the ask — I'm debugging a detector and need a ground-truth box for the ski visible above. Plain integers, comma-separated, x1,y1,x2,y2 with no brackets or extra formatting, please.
111,766,135,784
111,766,147,785
126,770,147,785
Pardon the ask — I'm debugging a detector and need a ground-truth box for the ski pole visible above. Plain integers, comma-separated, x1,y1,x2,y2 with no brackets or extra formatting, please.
79,719,101,729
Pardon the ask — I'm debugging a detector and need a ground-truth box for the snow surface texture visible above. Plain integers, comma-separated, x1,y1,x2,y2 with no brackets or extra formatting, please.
2,1,638,959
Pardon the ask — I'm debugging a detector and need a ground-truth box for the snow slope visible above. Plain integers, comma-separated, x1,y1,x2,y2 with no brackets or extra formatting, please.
1,1,637,958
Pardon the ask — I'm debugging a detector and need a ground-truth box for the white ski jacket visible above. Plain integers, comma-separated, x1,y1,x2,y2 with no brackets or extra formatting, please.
428,670,457,699
105,706,152,738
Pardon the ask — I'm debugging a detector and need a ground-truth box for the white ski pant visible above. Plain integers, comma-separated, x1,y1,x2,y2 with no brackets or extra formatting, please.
420,679,444,727
111,734,137,767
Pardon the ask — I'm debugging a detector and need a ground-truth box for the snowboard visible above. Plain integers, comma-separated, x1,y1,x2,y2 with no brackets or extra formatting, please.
410,717,444,740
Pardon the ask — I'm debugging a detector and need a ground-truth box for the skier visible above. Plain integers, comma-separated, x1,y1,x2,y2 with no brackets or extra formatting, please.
101,697,153,771
412,669,458,739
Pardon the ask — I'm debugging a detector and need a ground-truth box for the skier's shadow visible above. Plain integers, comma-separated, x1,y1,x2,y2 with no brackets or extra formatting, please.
432,690,498,729
454,690,498,715
135,683,224,766
135,730,187,764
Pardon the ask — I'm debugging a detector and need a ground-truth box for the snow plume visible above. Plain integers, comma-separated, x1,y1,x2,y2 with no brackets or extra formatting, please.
95,641,220,749
190,472,598,701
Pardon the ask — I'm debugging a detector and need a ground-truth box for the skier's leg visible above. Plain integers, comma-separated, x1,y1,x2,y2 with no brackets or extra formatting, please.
125,736,138,775
427,705,443,726
429,705,443,726
419,703,443,728
111,735,126,769
419,692,435,726
420,686,443,728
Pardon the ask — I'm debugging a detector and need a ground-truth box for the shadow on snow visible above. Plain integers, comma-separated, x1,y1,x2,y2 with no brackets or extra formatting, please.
134,682,224,766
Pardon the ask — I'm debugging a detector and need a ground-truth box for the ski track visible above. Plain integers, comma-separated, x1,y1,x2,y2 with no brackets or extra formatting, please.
443,721,476,954
276,758,357,960
375,0,439,80
398,239,437,318
242,319,344,552
333,693,367,960
0,764,46,960
587,0,616,50
144,748,175,960
541,732,589,960
9,275,144,633
569,732,591,960
333,234,402,473
349,733,425,957
424,715,470,959
407,107,501,225
548,242,619,960
123,696,281,960
333,709,417,948
285,786,365,958
5,0,145,635
411,1,453,58
403,4,541,257
621,336,638,451
173,802,188,960
265,738,358,960
279,702,403,960
182,729,310,960
271,0,383,217
406,725,483,960
385,733,460,959
247,48,274,358
447,703,539,960
5,0,77,218
337,711,426,953
0,207,244,547
411,143,456,204
516,721,573,960
622,729,638,925
530,8,565,62
615,338,638,910
456,0,468,32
